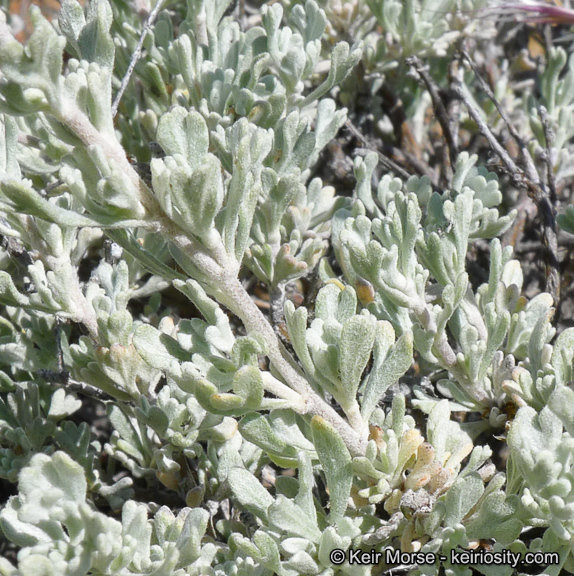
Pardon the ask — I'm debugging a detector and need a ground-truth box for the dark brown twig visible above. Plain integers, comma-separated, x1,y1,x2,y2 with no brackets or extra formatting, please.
450,83,521,175
447,59,463,153
270,284,286,334
539,106,558,206
0,234,33,267
407,56,459,168
459,47,541,184
383,145,438,186
450,82,561,304
460,49,524,146
344,119,412,181
41,374,115,402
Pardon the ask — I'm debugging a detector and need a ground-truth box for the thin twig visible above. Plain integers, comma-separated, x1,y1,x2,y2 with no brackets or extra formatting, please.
65,379,116,401
460,49,525,147
450,83,519,177
383,145,438,186
111,0,166,118
345,120,412,181
539,106,558,206
0,233,34,267
447,61,463,162
454,59,561,302
514,240,546,254
407,56,459,167
269,283,291,347
451,81,561,304
38,372,114,402
239,0,246,30
537,104,560,327
55,317,65,374
459,47,545,188
38,319,115,401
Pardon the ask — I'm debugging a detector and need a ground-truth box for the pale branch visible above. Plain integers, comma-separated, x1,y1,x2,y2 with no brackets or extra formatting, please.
55,95,368,458
261,372,306,411
222,275,367,456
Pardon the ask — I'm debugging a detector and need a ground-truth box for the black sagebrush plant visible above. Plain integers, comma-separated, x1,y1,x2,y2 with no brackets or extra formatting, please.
0,1,573,575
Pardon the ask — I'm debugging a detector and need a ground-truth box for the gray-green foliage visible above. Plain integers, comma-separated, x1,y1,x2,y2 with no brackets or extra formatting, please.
0,0,572,574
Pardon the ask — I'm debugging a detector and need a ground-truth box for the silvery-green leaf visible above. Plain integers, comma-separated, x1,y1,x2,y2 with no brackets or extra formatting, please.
232,366,264,409
133,324,188,373
361,327,413,421
313,98,347,159
209,392,245,412
269,410,316,453
253,530,283,575
227,467,274,521
295,451,317,525
268,494,322,542
288,0,327,44
548,387,574,438
59,0,86,50
173,153,224,237
78,0,114,69
136,397,169,438
1,180,100,228
47,388,82,420
0,7,66,100
17,452,86,523
311,415,352,524
552,328,574,387
156,108,209,169
175,508,210,566
338,314,376,401
284,301,316,378
239,413,297,460
0,114,20,180
315,283,344,322
465,492,521,545
443,473,484,527
318,526,350,568
0,272,31,308
0,502,52,550
231,533,263,562
284,550,319,574
352,457,385,480
427,400,450,462
121,500,152,565
354,152,379,216
107,405,146,462
300,41,363,106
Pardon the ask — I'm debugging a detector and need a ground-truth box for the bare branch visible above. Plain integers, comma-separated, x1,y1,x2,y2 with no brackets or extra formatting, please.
345,119,412,181
539,105,558,206
111,0,166,117
407,56,459,168
451,81,561,304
